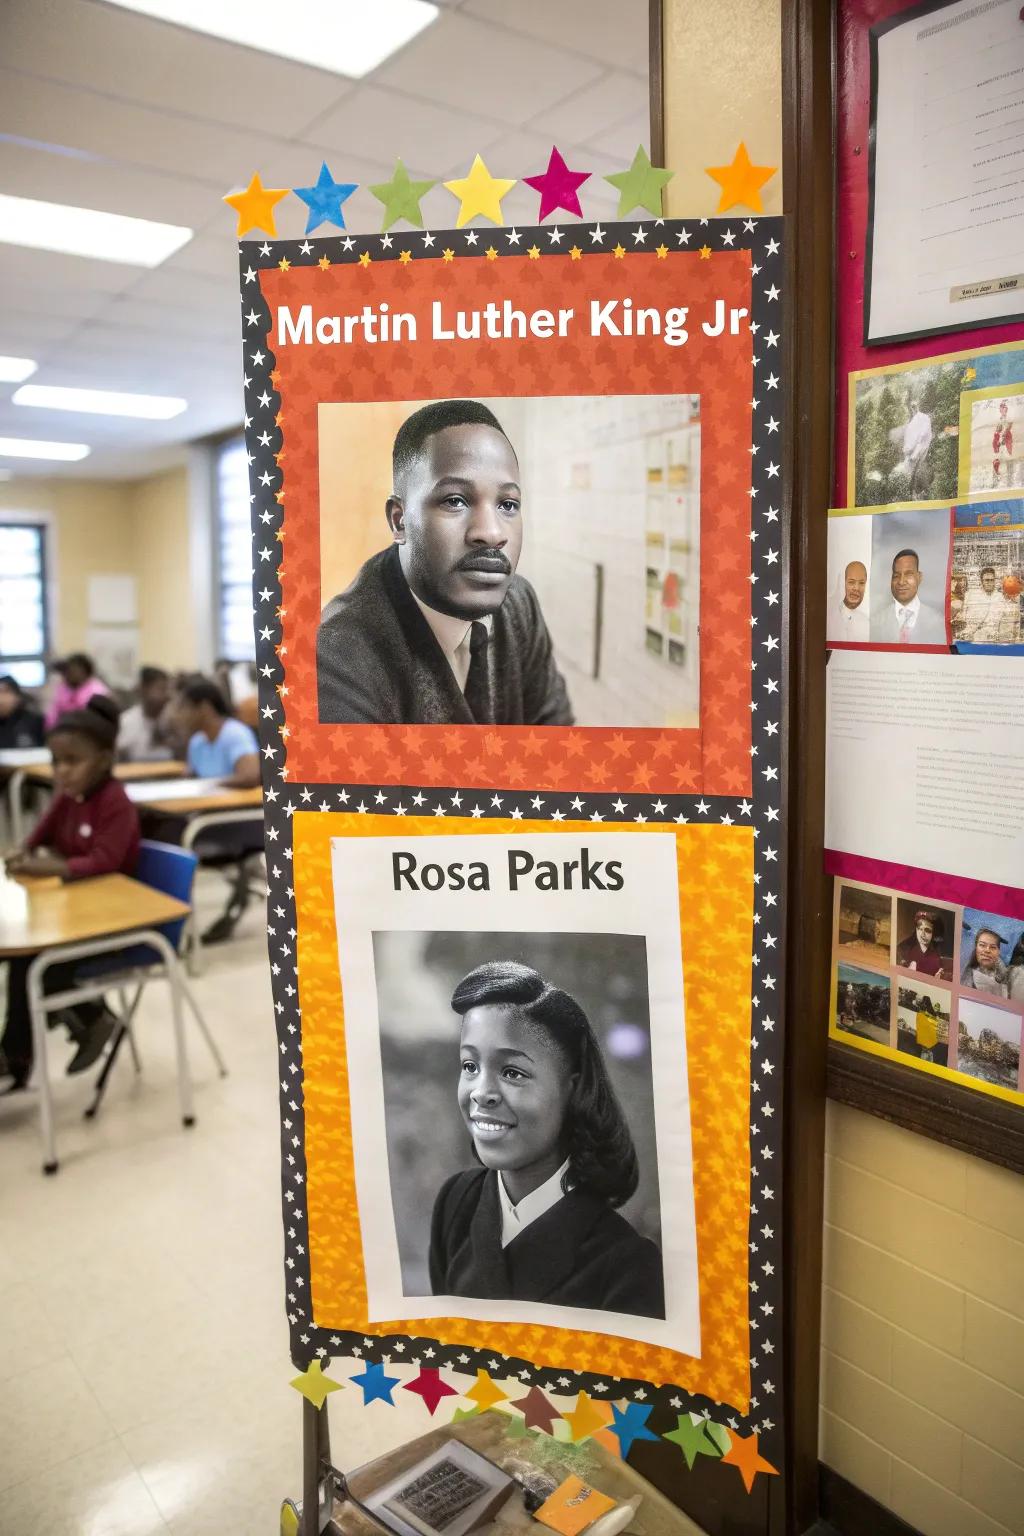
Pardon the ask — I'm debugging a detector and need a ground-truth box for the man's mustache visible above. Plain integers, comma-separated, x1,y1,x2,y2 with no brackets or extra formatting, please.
454,550,512,574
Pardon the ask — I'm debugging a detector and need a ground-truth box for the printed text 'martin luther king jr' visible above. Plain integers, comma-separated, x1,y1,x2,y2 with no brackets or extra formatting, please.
277,296,749,349
392,847,624,892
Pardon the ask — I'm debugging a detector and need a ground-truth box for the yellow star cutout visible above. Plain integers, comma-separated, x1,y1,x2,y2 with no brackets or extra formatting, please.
705,141,777,213
485,246,498,261
290,1360,342,1409
317,255,331,270
569,245,582,260
278,257,291,272
398,249,412,264
465,1370,509,1413
358,251,371,267
527,245,541,260
612,244,626,259
562,1391,613,1444
442,248,455,263
655,243,669,259
699,245,712,259
444,154,516,228
223,173,289,237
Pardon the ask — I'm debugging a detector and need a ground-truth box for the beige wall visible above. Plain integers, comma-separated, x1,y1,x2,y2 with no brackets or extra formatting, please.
131,465,196,669
821,1103,1024,1536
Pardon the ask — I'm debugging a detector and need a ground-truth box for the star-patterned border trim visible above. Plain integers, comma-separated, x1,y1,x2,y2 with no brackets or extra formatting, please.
236,218,785,1467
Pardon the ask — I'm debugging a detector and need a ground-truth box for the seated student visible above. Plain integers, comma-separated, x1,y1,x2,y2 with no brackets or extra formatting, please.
173,677,262,944
0,696,139,1090
44,653,110,730
117,666,175,762
0,674,45,749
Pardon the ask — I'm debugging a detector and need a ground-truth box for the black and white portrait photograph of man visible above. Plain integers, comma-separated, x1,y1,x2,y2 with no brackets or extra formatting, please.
315,394,703,730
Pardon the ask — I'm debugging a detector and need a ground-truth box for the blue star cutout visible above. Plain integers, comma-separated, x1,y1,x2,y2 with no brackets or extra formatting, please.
350,1360,401,1406
293,161,357,233
609,1403,660,1458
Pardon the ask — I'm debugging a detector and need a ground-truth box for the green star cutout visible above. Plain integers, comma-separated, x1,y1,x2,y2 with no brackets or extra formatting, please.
704,1420,731,1456
369,158,436,230
605,146,673,217
450,1406,480,1423
502,1413,533,1440
662,1414,720,1470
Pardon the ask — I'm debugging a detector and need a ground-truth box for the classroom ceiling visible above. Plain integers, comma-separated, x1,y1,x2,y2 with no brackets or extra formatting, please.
0,0,650,479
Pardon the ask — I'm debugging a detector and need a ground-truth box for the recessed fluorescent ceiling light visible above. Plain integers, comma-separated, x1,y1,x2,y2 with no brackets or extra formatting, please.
0,194,192,267
14,384,187,420
100,0,437,77
0,437,90,462
0,356,38,383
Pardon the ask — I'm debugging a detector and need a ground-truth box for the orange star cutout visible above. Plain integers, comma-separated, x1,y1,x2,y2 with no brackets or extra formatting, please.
569,245,582,260
655,243,669,259
699,245,712,259
442,248,455,263
485,246,498,261
720,1431,779,1493
398,249,412,264
223,173,290,237
612,243,626,259
318,255,331,270
527,245,541,259
705,142,777,213
464,1370,508,1412
358,251,371,267
562,1392,613,1443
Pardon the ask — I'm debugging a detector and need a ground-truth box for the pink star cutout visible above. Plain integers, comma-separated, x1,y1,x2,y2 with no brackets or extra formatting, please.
524,146,590,221
403,1367,458,1415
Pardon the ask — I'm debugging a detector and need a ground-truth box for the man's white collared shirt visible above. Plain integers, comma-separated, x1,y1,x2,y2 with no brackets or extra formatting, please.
412,593,491,691
498,1158,571,1248
892,593,921,636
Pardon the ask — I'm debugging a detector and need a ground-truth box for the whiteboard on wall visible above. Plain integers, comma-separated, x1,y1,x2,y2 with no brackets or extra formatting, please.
88,575,137,624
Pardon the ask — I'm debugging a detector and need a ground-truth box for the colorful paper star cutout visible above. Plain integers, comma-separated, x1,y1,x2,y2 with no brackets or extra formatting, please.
524,146,590,221
605,146,673,217
223,173,290,237
349,1360,401,1406
451,1405,481,1422
515,1385,559,1434
561,1391,613,1443
444,154,516,228
293,161,357,233
720,1430,779,1493
403,1367,458,1415
608,1403,660,1459
290,1359,342,1409
369,158,436,231
465,1369,509,1413
705,142,777,213
662,1413,720,1469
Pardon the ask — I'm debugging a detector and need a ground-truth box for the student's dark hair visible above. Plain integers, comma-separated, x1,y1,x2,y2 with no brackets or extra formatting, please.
980,566,996,579
0,673,25,698
56,651,95,677
48,693,120,751
892,548,920,569
451,960,639,1207
181,676,230,716
140,665,169,688
393,400,511,487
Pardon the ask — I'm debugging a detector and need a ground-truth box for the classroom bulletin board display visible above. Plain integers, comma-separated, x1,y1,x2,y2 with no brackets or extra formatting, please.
239,218,787,1512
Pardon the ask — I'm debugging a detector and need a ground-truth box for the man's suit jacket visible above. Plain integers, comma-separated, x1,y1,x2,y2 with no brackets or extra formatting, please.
429,1167,665,1319
871,598,947,645
317,544,573,726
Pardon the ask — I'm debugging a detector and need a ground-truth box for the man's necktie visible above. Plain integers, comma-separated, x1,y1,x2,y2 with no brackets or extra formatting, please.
898,608,912,642
463,621,492,723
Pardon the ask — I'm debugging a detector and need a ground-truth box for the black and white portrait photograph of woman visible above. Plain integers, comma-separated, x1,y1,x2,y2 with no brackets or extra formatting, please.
369,929,670,1331
430,959,664,1319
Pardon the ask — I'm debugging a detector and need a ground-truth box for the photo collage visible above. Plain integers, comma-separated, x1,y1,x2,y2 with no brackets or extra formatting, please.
831,879,1024,1104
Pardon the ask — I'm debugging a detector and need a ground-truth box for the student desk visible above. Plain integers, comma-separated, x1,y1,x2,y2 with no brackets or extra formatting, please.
0,747,50,845
0,870,193,1173
3,757,188,845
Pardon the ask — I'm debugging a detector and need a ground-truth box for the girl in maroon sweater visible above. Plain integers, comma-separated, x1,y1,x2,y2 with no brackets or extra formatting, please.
1,696,140,1090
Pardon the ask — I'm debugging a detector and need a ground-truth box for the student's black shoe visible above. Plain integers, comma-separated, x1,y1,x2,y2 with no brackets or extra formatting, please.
66,1011,117,1075
200,911,239,945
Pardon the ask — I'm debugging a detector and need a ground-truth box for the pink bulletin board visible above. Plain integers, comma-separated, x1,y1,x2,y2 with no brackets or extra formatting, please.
834,0,1024,505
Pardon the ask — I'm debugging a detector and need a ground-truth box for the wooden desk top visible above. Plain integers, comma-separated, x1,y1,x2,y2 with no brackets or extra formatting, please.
25,759,186,787
0,871,190,958
130,782,263,816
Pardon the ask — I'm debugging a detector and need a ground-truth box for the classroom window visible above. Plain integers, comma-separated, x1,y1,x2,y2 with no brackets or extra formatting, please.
0,522,49,688
216,435,256,661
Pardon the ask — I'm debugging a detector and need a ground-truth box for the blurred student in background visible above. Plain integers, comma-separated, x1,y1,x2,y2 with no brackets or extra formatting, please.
118,666,175,762
1,696,139,1090
0,675,45,749
44,653,110,730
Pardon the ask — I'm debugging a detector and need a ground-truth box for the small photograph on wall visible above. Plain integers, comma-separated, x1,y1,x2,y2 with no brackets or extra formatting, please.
826,514,872,645
835,963,891,1047
868,508,951,647
895,982,951,1067
834,882,892,969
893,899,956,982
951,513,1024,649
958,386,1024,499
316,395,700,729
959,909,1024,1005
956,997,1022,1092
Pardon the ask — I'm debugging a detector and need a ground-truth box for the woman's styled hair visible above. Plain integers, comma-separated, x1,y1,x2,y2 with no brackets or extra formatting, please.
451,960,639,1208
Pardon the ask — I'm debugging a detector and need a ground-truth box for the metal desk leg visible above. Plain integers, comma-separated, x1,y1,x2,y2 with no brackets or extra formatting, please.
9,768,26,846
26,955,58,1175
160,937,195,1128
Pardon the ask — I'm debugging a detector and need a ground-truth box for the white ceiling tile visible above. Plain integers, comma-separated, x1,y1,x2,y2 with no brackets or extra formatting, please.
586,109,652,161
0,140,213,228
530,72,647,149
460,0,651,74
3,0,355,134
301,86,502,183
374,12,604,125
0,242,140,293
